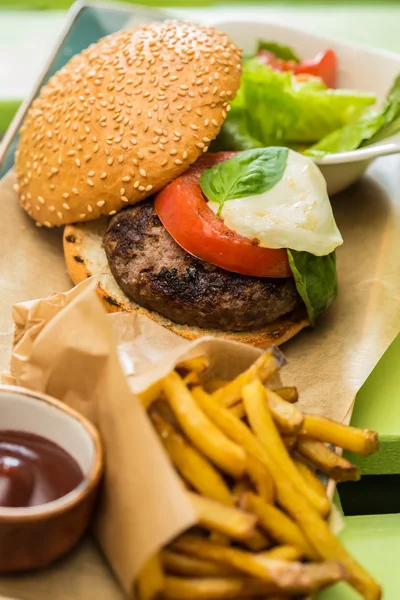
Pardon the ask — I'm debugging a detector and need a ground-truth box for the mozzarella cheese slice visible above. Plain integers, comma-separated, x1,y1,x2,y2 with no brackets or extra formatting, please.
207,149,343,256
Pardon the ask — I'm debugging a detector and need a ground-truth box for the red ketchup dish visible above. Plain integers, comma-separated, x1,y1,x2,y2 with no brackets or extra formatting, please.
0,386,103,573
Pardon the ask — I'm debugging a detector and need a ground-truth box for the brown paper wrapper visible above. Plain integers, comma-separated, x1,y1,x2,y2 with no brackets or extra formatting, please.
3,277,276,597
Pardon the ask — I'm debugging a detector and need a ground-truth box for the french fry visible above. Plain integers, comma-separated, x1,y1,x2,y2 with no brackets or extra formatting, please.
242,492,317,560
206,380,230,394
161,550,237,577
241,383,381,600
282,435,297,451
229,403,246,419
211,349,285,408
301,414,379,456
191,386,329,516
297,438,360,482
138,380,163,410
241,381,330,516
246,455,275,504
274,386,299,403
188,492,257,542
192,383,380,598
264,388,304,434
262,545,303,561
151,411,232,505
171,536,346,594
242,528,271,552
162,372,247,478
294,457,328,500
136,553,164,600
209,532,230,545
183,371,202,386
177,356,210,374
267,462,381,600
232,479,253,504
164,576,245,600
226,391,303,434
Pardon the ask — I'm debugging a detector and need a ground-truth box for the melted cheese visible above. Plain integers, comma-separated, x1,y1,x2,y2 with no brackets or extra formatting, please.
208,150,343,256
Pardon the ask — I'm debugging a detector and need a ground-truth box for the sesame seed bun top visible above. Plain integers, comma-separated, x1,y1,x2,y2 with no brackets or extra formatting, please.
15,20,242,227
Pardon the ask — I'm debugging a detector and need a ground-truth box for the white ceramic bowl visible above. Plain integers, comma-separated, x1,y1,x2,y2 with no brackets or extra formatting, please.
213,19,400,195
0,385,103,573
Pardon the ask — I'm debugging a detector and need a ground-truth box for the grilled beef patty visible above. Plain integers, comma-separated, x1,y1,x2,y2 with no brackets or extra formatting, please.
104,200,301,331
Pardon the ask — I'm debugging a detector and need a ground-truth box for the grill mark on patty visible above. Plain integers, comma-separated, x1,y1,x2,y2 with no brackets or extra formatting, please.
104,199,301,331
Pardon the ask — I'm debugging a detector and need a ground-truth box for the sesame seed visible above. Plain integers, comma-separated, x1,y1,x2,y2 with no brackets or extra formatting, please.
109,210,117,215
175,159,183,165
72,188,79,195
87,179,94,187
118,155,124,163
57,212,63,219
84,155,92,162
190,123,199,130
93,144,99,153
121,196,129,203
100,172,107,179
108,157,114,166
133,181,140,189
80,214,86,219
49,206,55,212
51,167,58,174
75,158,81,167
139,168,147,177
97,200,105,208
63,203,70,210
170,149,177,155
67,150,75,157
88,170,95,177
139,185,145,192
212,119,219,127
203,146,209,153
137,151,144,159
183,151,188,159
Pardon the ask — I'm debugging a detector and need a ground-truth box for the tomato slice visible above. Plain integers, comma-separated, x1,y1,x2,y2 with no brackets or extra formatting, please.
155,152,292,279
257,48,337,88
294,49,337,88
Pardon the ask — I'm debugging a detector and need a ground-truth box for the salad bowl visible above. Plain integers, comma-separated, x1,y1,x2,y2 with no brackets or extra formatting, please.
213,20,400,195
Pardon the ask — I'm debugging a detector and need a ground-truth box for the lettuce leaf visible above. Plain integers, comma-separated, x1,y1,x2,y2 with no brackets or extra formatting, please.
287,250,338,325
233,60,376,146
257,40,300,62
306,75,400,156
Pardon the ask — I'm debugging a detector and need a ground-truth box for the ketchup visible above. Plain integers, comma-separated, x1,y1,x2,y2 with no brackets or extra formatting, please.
0,431,84,508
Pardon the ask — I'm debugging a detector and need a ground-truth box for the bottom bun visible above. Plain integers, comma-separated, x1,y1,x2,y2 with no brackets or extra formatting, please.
63,219,310,347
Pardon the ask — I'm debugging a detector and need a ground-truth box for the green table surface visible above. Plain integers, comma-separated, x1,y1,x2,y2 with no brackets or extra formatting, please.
318,513,400,599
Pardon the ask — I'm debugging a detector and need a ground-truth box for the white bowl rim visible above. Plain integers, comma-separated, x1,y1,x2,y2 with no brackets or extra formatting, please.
0,384,103,520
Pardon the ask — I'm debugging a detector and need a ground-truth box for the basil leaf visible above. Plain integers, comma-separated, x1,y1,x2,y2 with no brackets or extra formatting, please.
287,249,338,325
199,148,289,216
257,40,300,63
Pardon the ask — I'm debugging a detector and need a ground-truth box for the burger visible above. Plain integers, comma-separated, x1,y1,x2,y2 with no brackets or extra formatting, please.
15,20,342,347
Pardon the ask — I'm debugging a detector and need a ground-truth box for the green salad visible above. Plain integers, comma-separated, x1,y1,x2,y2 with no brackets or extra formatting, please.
213,40,400,158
